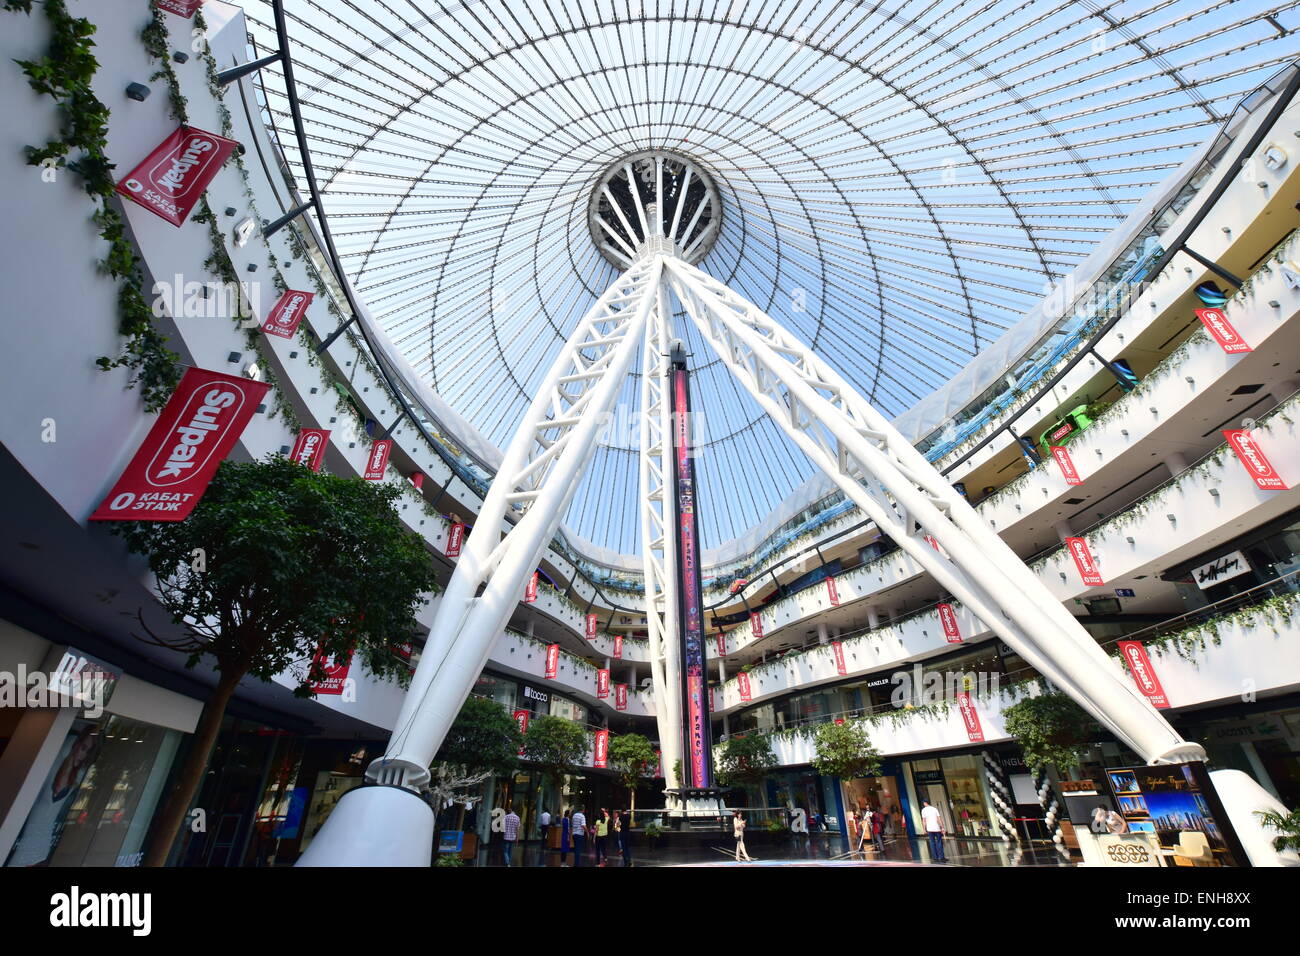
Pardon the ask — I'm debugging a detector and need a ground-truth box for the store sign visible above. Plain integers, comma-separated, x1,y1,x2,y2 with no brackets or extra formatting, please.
47,648,119,711
1050,445,1082,485
363,439,392,481
525,571,539,603
544,644,559,679
261,289,314,339
90,367,268,522
737,671,752,702
446,521,465,557
1192,550,1251,590
613,635,623,659
513,709,529,755
957,692,984,742
750,612,764,640
1065,537,1105,587
1208,715,1286,743
593,729,609,768
826,575,840,607
1098,834,1162,867
832,641,846,675
585,613,598,640
308,645,352,695
937,603,962,643
290,428,329,472
522,685,548,704
116,125,238,226
1118,641,1169,708
157,0,205,16
597,669,610,698
1224,430,1288,490
614,684,627,711
1196,307,1252,354
1050,421,1074,443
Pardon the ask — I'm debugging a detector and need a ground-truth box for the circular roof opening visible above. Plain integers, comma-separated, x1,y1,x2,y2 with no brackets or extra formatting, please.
588,150,721,266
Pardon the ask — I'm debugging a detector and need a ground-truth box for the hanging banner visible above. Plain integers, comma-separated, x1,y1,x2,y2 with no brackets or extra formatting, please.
597,669,610,698
525,571,539,603
957,692,984,742
613,634,623,659
737,671,752,702
1196,308,1252,354
116,125,239,226
716,633,727,657
363,439,392,481
261,289,315,340
544,643,559,679
710,686,717,712
937,603,962,643
512,709,529,755
1118,641,1170,709
1050,445,1083,485
585,613,598,640
410,472,424,491
593,729,609,768
1065,537,1105,587
308,645,352,696
749,611,764,641
90,367,268,522
831,641,846,675
654,750,662,778
826,575,840,607
289,428,329,472
1224,430,1288,490
446,521,465,557
157,0,205,17
614,684,627,711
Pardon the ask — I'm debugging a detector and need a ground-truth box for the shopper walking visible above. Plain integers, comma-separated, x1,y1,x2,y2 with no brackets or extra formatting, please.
571,808,587,866
732,810,753,862
502,806,521,867
853,808,869,854
594,808,610,866
560,808,572,866
539,806,551,852
871,806,886,854
921,799,947,863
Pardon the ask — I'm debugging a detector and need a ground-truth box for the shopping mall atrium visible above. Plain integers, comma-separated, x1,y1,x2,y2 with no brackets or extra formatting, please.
1,0,1300,878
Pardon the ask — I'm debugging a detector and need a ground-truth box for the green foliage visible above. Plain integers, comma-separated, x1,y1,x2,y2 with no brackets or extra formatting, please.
434,696,522,777
1002,692,1096,773
714,734,778,788
522,715,588,791
811,720,882,780
643,822,663,840
111,456,438,692
1255,808,1300,853
607,732,657,793
434,853,465,867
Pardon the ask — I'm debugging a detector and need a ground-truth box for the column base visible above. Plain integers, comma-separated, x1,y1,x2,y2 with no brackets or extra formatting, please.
295,784,434,867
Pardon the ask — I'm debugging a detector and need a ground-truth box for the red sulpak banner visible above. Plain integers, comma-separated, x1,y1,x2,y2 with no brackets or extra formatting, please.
116,125,239,226
1065,537,1105,587
525,572,539,603
290,429,329,472
737,671,752,701
157,0,205,17
593,729,609,768
90,367,268,522
1050,445,1082,485
654,750,662,778
826,575,841,606
585,613,598,640
513,709,529,755
544,643,559,679
308,644,352,696
832,641,846,675
1224,430,1288,490
613,635,623,659
956,692,984,742
938,603,962,643
261,289,314,340
363,439,392,480
750,611,764,640
446,521,465,557
614,683,627,711
597,669,610,698
1196,308,1252,354
1118,641,1170,708
716,633,727,657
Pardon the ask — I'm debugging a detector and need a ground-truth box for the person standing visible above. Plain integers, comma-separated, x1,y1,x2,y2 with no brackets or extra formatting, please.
502,806,521,867
921,799,947,863
539,806,552,857
615,808,632,866
559,808,572,866
571,808,587,866
732,810,753,862
871,806,886,854
594,808,610,866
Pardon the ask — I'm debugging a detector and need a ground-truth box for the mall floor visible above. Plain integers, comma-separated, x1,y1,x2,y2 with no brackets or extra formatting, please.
477,833,1075,867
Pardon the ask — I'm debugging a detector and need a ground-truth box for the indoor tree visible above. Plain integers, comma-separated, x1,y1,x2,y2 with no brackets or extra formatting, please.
714,733,778,792
522,714,589,806
1001,691,1098,773
429,696,524,829
114,455,438,866
811,720,882,781
607,732,657,814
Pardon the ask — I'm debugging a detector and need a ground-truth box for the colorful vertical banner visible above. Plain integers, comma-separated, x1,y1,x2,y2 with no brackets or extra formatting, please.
261,289,314,339
308,645,352,696
937,603,962,643
525,571,539,603
1224,430,1288,489
363,439,392,480
446,521,465,557
1065,537,1105,587
1195,308,1252,354
956,692,984,742
289,429,329,472
831,641,847,675
749,611,764,640
614,684,627,711
90,367,268,522
826,575,841,607
597,669,610,698
585,613,598,640
1118,641,1170,709
157,0,205,17
544,643,559,679
115,125,239,226
593,729,609,769
613,635,623,659
1049,445,1083,485
737,671,752,702
512,709,529,755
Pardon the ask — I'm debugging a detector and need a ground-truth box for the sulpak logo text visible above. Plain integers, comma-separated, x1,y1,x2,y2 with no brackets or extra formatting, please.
525,572,539,603
594,729,610,769
832,641,846,675
749,611,764,640
737,671,752,702
957,692,984,742
513,710,528,755
544,643,559,679
613,634,623,659
597,669,610,699
1224,430,1288,490
1066,537,1105,587
290,429,330,472
91,368,268,522
826,575,841,606
1196,308,1252,354
116,126,238,226
1050,445,1082,485
585,613,598,640
1118,641,1169,708
716,632,727,657
446,521,465,557
363,439,392,481
938,603,962,643
614,683,628,711
261,289,315,340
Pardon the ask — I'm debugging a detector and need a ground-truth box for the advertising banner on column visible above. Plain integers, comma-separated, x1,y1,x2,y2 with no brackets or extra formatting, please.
1223,430,1288,489
613,635,623,659
261,289,315,340
1066,537,1105,586
832,641,846,675
614,684,627,711
957,692,984,742
90,367,269,522
525,571,539,603
597,669,610,698
938,603,962,643
585,613,598,640
157,0,205,17
737,671,752,701
446,521,465,556
750,611,764,640
115,125,239,226
826,575,841,606
1195,308,1252,354
290,428,329,472
1049,445,1083,485
363,439,392,480
513,709,529,755
1118,641,1170,708
308,645,352,695
593,729,609,768
544,644,559,679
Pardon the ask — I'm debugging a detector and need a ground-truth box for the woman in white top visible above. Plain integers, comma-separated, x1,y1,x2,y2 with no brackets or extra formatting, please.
732,811,753,862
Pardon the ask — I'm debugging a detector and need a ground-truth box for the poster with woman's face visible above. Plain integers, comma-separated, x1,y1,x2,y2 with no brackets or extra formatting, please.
4,723,101,867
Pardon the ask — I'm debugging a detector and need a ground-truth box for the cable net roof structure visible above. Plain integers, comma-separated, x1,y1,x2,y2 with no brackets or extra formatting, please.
242,0,1299,555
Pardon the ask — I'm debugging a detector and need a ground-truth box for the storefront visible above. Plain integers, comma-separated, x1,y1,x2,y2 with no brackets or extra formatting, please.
839,760,909,840
901,752,1003,839
1162,509,1300,609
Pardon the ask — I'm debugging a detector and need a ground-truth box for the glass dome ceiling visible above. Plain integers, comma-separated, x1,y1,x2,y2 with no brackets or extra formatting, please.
241,0,1298,555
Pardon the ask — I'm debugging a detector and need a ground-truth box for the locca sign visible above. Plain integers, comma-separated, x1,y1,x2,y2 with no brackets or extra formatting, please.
91,368,267,522
116,126,239,226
